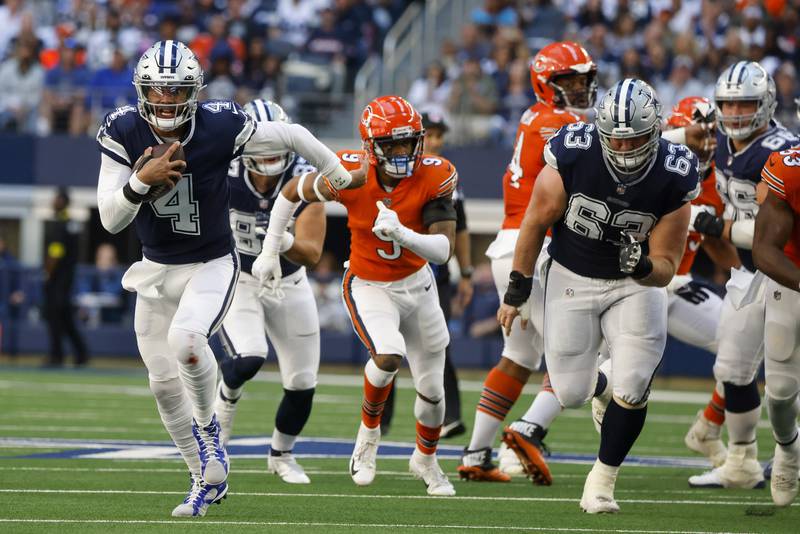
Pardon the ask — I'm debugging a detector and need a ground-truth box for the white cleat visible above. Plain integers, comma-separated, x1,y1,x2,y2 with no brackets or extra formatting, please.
171,474,228,517
771,440,800,507
580,462,620,514
684,410,727,467
409,450,456,496
350,422,380,486
688,443,764,489
498,441,525,475
214,384,239,446
269,453,311,484
591,396,609,434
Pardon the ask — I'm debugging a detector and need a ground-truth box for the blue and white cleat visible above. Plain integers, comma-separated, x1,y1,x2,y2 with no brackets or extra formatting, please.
193,415,229,485
171,474,228,517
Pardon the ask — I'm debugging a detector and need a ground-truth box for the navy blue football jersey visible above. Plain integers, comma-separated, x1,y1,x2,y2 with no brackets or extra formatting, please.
544,122,699,279
97,101,255,264
715,122,799,270
227,156,316,277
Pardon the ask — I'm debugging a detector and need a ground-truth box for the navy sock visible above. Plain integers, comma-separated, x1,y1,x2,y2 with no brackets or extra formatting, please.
275,388,315,436
723,380,761,413
598,399,647,467
593,371,608,398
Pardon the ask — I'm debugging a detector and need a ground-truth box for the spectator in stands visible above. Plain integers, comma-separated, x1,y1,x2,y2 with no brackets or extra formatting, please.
655,55,708,112
462,262,500,339
774,61,800,132
407,61,451,118
43,188,88,367
85,9,144,71
0,40,44,134
456,24,491,64
305,8,346,63
276,0,321,49
519,0,566,49
87,47,135,124
471,0,519,34
191,13,245,71
204,44,239,101
0,233,25,320
0,0,28,59
39,39,90,135
75,243,125,326
447,55,499,144
308,251,349,333
496,58,533,146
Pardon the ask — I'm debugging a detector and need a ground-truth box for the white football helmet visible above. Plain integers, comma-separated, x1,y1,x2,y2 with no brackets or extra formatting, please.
242,99,294,176
714,61,776,141
595,78,662,182
133,40,204,131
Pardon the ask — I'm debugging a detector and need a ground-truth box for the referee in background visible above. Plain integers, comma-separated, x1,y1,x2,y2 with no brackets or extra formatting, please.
381,111,473,438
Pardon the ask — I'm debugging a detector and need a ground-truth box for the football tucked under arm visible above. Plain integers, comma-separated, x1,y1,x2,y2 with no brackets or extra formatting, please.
128,143,187,203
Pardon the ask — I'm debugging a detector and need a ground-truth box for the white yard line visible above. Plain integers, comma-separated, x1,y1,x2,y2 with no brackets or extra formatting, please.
0,519,751,534
0,488,784,508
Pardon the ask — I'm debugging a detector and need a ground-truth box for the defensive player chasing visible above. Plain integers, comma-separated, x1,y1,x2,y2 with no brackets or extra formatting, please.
96,41,354,516
214,99,324,484
499,79,698,513
754,146,800,507
255,96,459,496
687,61,799,490
460,41,597,485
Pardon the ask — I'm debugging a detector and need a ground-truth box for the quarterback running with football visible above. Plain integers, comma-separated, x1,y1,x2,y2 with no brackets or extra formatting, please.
96,41,355,516
214,99,324,485
256,96,459,496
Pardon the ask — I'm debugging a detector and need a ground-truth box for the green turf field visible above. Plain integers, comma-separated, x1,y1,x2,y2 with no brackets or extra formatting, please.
0,364,796,533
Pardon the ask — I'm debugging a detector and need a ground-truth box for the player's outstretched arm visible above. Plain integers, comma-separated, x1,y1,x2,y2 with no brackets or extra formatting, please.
245,121,354,191
693,182,766,249
498,164,566,334
283,202,326,268
754,193,800,290
635,202,691,287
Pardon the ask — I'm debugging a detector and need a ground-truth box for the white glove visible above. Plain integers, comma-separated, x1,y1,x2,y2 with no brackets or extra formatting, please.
252,250,283,297
372,201,405,241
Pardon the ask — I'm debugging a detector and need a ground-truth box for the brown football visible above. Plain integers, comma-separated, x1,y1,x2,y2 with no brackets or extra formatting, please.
136,143,187,202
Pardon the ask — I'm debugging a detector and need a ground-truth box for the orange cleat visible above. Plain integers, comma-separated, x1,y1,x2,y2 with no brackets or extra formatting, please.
502,421,553,486
457,447,511,482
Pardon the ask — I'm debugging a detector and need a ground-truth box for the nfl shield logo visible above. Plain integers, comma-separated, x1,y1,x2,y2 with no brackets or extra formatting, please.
383,198,392,207
259,199,270,209
616,184,627,195
774,290,782,301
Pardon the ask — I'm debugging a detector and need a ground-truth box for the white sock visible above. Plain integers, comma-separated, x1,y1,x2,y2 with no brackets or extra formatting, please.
592,458,620,481
767,393,800,445
468,410,502,451
725,406,761,445
179,345,218,427
521,390,562,429
365,358,397,387
150,377,201,475
271,428,297,453
222,381,243,401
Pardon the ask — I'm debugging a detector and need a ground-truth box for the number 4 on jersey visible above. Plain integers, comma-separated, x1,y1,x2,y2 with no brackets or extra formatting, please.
151,175,200,235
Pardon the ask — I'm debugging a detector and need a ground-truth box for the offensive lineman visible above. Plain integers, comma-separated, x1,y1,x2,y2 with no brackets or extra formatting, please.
214,99,324,484
499,79,698,512
687,61,799,490
96,41,355,516
254,96,459,496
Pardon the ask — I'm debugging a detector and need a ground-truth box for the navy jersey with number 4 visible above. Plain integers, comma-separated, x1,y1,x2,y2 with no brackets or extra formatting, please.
97,101,255,264
227,156,316,277
715,121,799,270
544,122,699,279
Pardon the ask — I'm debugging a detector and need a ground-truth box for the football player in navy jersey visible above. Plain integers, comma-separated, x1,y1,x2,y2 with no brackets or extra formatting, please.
686,61,800,490
214,99,324,485
498,79,698,513
95,40,356,517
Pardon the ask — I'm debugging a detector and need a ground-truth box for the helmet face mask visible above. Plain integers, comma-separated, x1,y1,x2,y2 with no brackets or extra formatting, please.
359,96,425,179
714,61,776,141
241,99,294,176
595,78,662,183
134,41,204,132
531,41,597,112
550,70,597,112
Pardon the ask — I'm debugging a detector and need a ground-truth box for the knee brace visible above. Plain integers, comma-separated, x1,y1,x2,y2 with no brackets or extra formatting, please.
167,327,210,366
275,388,315,436
220,355,265,390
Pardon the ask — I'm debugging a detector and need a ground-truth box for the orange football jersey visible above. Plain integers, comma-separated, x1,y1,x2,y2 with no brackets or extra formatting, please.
761,148,800,268
337,150,458,282
502,102,581,229
676,166,725,275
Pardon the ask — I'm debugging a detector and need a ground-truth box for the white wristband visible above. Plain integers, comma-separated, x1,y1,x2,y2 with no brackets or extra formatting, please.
312,175,329,202
730,219,754,250
297,173,310,203
129,171,151,194
279,232,295,253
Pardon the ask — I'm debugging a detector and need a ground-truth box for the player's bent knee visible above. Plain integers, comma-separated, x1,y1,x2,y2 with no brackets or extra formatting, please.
554,385,594,409
167,327,209,366
221,354,266,390
373,353,402,373
285,371,317,392
765,375,800,402
713,360,757,386
148,376,183,402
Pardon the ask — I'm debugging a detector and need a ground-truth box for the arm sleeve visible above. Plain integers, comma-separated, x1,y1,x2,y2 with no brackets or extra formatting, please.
97,154,141,234
454,197,468,232
243,121,352,189
422,196,458,227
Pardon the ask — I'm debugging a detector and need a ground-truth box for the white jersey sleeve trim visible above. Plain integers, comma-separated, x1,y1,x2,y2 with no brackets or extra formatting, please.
544,142,558,170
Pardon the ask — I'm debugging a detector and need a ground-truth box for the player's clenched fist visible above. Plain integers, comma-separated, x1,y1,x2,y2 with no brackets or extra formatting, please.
372,201,403,240
135,141,186,186
252,250,282,290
